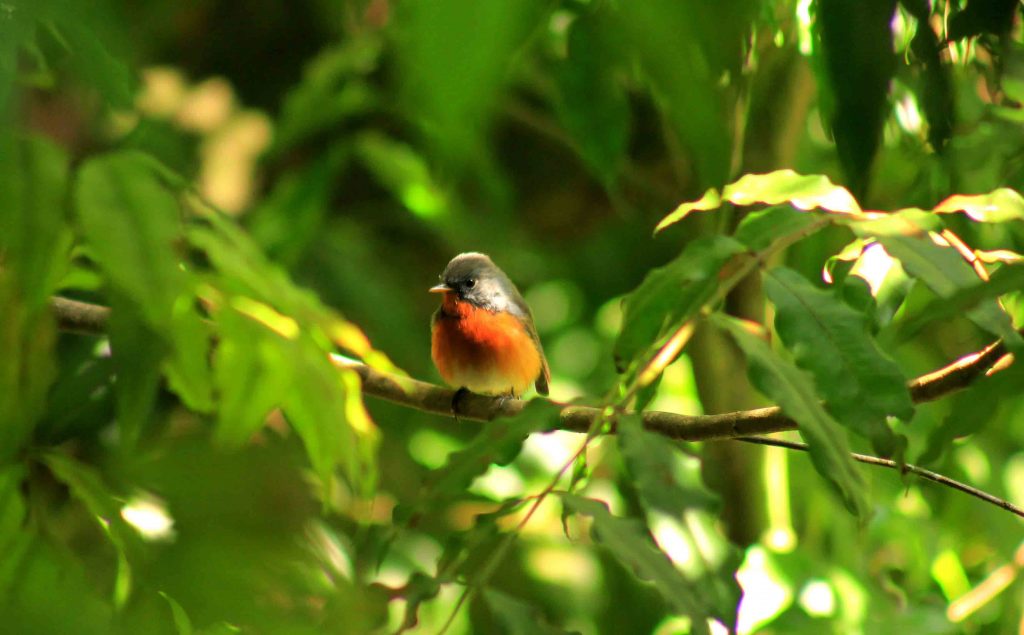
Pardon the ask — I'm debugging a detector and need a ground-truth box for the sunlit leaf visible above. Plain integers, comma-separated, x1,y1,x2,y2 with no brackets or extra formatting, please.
712,314,871,519
656,170,860,233
560,494,710,632
615,236,746,371
764,267,911,457
933,188,1024,223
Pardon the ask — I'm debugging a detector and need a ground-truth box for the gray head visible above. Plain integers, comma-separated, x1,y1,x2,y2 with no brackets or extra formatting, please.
430,252,527,315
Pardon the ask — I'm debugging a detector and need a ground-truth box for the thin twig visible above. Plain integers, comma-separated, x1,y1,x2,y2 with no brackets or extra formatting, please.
735,435,1024,519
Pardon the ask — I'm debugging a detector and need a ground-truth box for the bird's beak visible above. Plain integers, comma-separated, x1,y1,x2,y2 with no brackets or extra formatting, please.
429,283,451,294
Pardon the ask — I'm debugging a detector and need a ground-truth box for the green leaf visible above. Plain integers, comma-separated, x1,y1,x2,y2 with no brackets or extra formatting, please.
712,314,871,519
484,588,575,635
560,494,710,632
283,350,378,499
422,400,560,501
733,206,825,252
54,19,136,109
614,235,746,371
107,298,165,446
883,263,1024,346
0,134,72,307
41,452,134,608
74,151,189,327
616,0,729,186
396,0,543,161
617,415,740,625
764,267,912,457
656,170,860,232
933,188,1024,223
618,415,718,516
354,132,447,219
875,234,1023,349
0,281,57,459
213,306,296,446
75,152,213,412
555,13,629,186
0,465,30,595
274,39,379,152
815,0,897,196
159,591,194,635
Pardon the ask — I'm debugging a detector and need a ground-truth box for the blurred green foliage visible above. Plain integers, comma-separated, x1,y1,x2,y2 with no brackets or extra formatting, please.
2,0,1024,633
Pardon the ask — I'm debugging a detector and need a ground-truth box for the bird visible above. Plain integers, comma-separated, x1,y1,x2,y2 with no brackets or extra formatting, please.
430,252,550,399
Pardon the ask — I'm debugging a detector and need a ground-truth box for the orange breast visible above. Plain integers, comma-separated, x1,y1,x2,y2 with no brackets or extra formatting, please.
432,300,543,397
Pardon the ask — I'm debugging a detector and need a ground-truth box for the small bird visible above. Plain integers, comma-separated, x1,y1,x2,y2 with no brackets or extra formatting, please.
430,252,550,398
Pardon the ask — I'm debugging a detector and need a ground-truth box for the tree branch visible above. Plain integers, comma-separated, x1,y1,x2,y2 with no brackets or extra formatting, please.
737,435,1024,519
52,296,1013,442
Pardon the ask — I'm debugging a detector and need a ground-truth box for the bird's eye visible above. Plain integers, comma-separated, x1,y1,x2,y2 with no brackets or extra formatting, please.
464,278,476,289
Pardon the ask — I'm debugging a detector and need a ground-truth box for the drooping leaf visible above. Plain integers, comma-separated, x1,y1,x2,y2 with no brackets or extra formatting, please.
815,0,897,197
618,415,719,516
555,12,629,186
615,0,730,186
712,314,871,519
618,415,740,625
0,464,30,595
764,267,912,457
76,152,212,422
354,132,447,219
901,0,954,152
484,588,576,635
615,236,746,371
656,170,860,233
560,494,710,633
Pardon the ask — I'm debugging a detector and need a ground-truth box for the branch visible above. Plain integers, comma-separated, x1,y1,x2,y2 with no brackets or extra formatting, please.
51,295,1012,442
737,436,1024,519
52,296,1024,518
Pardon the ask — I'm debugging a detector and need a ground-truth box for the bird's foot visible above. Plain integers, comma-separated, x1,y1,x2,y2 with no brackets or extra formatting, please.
450,387,470,422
